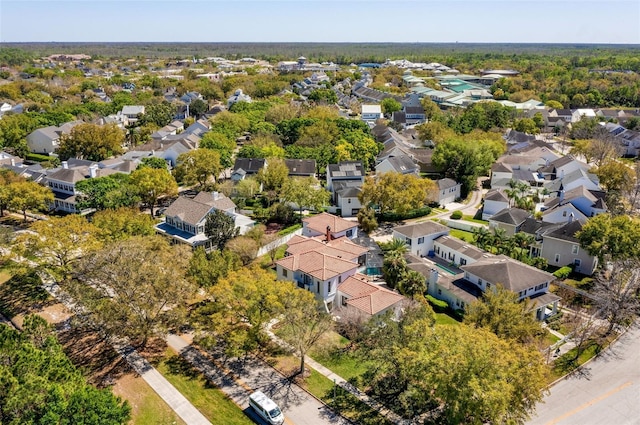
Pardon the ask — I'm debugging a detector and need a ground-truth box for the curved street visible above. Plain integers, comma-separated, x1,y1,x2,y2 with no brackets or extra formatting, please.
527,324,640,425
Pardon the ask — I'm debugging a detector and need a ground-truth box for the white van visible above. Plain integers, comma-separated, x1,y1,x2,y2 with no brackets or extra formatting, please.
248,390,285,425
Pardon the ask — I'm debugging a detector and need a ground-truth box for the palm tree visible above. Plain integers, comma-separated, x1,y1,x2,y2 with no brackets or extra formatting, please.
512,232,535,261
380,237,408,255
473,227,493,251
491,227,508,255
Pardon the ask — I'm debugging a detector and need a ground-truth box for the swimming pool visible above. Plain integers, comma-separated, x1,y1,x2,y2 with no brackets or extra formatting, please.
435,263,457,276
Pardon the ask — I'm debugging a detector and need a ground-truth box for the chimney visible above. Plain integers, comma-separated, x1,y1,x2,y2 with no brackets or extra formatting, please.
559,190,564,203
325,226,332,242
568,212,574,223
429,268,439,286
10,158,15,166
89,164,98,178
62,161,68,169
212,191,220,200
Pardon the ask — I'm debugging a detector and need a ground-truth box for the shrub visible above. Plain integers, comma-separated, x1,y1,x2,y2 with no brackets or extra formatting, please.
26,153,52,162
450,210,463,220
278,223,302,236
378,206,431,222
553,266,572,279
426,294,449,313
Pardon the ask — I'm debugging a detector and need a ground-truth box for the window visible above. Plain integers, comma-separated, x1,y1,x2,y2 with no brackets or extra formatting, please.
347,199,351,204
282,269,288,278
418,237,425,244
438,289,442,295
554,254,560,263
338,275,342,283
486,282,491,289
316,281,320,293
341,296,347,306
574,259,581,267
460,258,467,265
346,229,353,237
406,237,412,246
572,245,579,254
328,281,333,293
563,211,567,217
478,279,483,286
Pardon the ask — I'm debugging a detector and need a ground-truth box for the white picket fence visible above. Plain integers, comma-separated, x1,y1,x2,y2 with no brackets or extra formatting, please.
256,228,303,257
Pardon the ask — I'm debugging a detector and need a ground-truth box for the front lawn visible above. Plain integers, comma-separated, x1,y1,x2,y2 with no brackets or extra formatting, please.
309,331,369,381
155,349,253,425
462,215,489,225
550,339,606,381
434,312,461,326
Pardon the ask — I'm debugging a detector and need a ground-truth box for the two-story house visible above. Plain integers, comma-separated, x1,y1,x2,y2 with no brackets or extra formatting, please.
337,274,406,318
392,221,450,257
434,178,462,207
361,104,383,122
540,220,598,275
155,191,254,250
302,212,359,240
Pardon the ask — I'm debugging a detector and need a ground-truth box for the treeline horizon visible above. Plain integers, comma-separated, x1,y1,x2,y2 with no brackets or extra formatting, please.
3,41,640,64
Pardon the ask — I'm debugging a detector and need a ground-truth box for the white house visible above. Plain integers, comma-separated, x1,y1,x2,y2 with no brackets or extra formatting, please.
374,154,419,175
361,104,383,122
482,189,510,220
434,178,461,207
121,105,145,123
392,221,450,257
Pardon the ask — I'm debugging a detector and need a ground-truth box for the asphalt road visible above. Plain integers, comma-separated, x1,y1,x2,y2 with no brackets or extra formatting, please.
528,324,640,425
167,334,351,425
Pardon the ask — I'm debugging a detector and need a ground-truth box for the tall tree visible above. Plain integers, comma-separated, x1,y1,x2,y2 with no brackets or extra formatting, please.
139,101,175,127
359,172,435,215
199,131,236,168
14,215,102,282
0,169,24,216
57,123,125,161
75,173,138,211
464,285,542,344
204,209,239,251
256,158,289,192
91,207,156,242
8,180,54,222
577,214,640,263
129,167,178,217
593,258,640,335
173,149,222,188
281,177,330,217
278,283,334,375
381,97,402,115
71,236,196,347
0,315,131,424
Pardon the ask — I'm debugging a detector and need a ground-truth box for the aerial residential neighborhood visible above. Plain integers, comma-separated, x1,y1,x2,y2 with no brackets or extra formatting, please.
0,40,639,425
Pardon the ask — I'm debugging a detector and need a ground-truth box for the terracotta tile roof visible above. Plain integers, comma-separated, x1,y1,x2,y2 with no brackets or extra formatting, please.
277,251,358,281
303,212,357,234
338,275,405,315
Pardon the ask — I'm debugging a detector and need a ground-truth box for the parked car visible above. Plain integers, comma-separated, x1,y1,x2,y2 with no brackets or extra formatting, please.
248,391,284,425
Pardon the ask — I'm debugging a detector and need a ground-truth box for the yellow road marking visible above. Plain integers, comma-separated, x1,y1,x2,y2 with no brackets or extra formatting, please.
545,381,633,425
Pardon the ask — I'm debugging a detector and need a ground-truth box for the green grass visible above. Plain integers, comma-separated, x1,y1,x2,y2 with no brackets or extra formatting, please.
309,348,369,382
120,375,185,425
303,370,393,425
462,215,489,225
155,350,253,425
550,340,604,381
434,312,461,326
543,330,561,347
449,228,475,243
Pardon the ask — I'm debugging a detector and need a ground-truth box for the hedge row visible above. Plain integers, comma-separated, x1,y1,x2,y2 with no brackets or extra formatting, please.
378,206,432,222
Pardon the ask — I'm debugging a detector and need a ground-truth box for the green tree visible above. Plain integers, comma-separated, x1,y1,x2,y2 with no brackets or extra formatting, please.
0,169,24,216
139,101,175,127
189,98,208,119
307,88,338,104
92,207,156,242
256,158,289,192
195,267,285,357
8,180,54,222
14,215,102,282
200,131,236,168
187,247,241,288
577,213,640,263
382,250,407,290
75,173,138,211
71,236,196,347
205,209,239,251
381,97,402,115
281,177,330,217
432,136,505,197
359,172,435,215
278,283,334,375
138,156,168,170
514,118,539,134
173,149,222,188
130,167,178,217
57,123,125,161
464,285,542,343
398,269,427,299
594,160,635,194
357,206,378,233
0,315,131,424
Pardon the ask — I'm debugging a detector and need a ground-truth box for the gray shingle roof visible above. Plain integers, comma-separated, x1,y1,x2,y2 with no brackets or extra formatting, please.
233,158,265,174
461,255,554,292
490,208,531,225
285,159,316,176
164,196,213,226
394,221,449,239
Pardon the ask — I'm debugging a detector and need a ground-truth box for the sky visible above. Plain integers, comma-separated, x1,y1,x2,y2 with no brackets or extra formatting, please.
1,0,639,44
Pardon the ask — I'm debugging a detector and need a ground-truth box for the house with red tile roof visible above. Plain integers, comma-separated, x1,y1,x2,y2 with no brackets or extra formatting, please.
337,274,406,317
302,212,358,240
